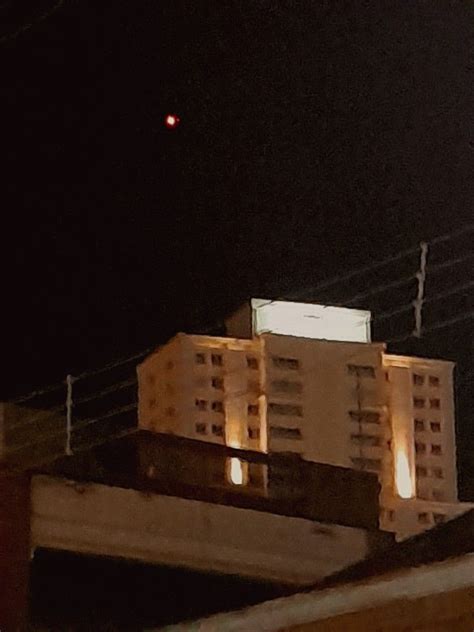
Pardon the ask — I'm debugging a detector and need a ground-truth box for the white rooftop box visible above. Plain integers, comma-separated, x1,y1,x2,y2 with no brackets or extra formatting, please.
226,299,372,343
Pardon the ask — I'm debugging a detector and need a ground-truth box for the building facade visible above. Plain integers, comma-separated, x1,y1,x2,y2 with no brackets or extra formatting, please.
137,300,472,539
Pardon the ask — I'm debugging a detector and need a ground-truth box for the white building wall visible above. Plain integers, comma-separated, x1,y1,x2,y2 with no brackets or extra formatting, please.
261,335,388,470
137,327,468,541
137,334,263,450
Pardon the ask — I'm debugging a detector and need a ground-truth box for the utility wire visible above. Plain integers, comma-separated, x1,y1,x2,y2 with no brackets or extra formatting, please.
387,310,474,344
9,224,473,405
5,402,137,456
287,223,473,301
0,0,65,45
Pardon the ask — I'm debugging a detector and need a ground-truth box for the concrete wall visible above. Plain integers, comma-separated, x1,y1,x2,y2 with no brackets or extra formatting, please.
31,475,374,586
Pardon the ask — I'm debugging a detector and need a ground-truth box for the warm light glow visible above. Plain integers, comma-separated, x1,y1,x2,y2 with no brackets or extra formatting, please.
395,449,414,498
229,457,244,485
251,299,371,343
164,114,180,128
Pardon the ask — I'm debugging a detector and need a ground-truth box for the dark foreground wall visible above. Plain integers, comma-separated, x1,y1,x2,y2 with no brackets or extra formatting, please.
0,473,31,631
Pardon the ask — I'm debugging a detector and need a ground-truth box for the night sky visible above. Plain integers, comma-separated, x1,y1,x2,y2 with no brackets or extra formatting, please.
2,3,473,490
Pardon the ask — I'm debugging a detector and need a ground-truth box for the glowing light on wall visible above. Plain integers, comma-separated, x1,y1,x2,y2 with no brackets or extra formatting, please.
229,457,244,485
251,299,371,343
395,449,414,499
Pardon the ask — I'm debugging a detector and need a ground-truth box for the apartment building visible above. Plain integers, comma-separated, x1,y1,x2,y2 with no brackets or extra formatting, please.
137,299,472,539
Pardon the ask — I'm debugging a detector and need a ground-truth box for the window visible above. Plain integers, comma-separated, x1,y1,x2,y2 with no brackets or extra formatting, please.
413,373,425,386
248,427,260,440
165,406,176,417
165,360,174,370
418,512,430,525
269,426,302,440
433,513,446,525
432,467,444,479
272,356,300,370
268,402,303,417
271,380,303,395
211,400,224,413
348,410,380,424
430,398,441,410
432,489,444,501
211,376,224,390
147,374,155,386
430,421,441,433
211,353,223,367
431,444,442,456
429,375,440,387
413,397,425,409
416,465,428,477
149,398,157,409
195,422,207,435
211,424,223,437
350,457,382,471
195,353,206,365
415,442,426,455
347,364,376,378
195,399,207,411
247,404,259,416
350,434,381,447
387,509,395,522
247,356,259,370
414,419,425,432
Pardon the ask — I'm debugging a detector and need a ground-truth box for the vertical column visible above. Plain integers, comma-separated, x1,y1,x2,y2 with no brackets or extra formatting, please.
0,473,31,631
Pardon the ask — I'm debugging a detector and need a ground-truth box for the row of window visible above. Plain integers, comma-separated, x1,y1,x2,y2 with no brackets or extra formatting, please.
268,402,303,417
195,352,259,369
415,441,443,456
414,419,442,433
350,433,381,447
195,422,224,437
195,399,224,412
194,399,261,416
413,373,440,387
416,465,444,479
272,356,300,370
269,426,302,440
194,422,260,441
347,364,376,378
416,487,445,502
413,397,441,409
271,380,303,394
348,410,381,424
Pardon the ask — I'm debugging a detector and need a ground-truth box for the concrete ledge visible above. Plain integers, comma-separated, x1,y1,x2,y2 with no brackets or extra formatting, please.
31,475,373,586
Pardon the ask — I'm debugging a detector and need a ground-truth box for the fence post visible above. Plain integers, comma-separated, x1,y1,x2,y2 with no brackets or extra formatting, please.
65,374,75,456
413,241,428,338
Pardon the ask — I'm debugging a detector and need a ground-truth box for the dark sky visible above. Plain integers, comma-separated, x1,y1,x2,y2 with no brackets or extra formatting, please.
2,0,473,473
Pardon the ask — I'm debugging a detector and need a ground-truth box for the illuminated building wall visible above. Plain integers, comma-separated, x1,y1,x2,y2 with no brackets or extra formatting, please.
137,300,472,539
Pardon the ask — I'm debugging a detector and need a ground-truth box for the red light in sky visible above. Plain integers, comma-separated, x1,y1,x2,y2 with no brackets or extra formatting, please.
165,114,180,128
